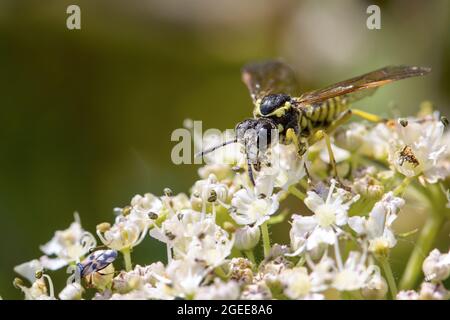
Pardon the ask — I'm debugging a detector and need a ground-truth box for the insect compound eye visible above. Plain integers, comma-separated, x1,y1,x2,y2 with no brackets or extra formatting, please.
259,94,291,116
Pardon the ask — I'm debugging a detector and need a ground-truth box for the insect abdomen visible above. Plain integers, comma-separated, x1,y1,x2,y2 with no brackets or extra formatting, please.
299,96,349,135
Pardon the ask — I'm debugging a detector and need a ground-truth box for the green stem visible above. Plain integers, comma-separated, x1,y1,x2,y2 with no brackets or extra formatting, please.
260,222,271,258
379,258,398,299
121,247,132,272
392,176,412,196
399,183,448,290
288,186,306,201
399,214,444,290
244,250,256,266
214,266,228,280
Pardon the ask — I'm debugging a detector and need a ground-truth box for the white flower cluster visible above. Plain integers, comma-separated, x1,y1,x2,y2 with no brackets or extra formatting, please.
14,109,450,300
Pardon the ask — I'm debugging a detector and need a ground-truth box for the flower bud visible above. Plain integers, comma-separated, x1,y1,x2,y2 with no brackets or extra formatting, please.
59,283,84,300
361,274,388,300
354,175,384,200
396,290,419,300
164,188,173,197
234,225,260,251
222,222,236,234
422,249,450,282
419,282,449,300
96,222,111,233
13,278,24,289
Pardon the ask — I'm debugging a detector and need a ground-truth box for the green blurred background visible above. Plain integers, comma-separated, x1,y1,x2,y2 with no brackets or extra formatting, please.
0,0,449,299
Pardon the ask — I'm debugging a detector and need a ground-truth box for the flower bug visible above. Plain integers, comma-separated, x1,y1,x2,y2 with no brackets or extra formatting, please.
76,249,118,286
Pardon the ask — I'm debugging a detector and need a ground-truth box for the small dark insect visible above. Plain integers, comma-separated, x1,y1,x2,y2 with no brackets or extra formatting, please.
76,249,118,285
398,145,420,168
198,60,431,184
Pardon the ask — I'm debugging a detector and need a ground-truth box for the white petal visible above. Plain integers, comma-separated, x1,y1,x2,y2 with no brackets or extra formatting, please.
306,227,335,250
348,216,366,234
367,203,385,237
39,256,68,271
292,215,317,235
304,192,325,212
14,259,43,283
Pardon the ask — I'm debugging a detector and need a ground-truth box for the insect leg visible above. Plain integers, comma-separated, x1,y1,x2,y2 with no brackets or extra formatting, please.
304,162,312,185
247,158,255,186
285,128,303,157
323,132,339,179
308,109,352,146
351,108,385,123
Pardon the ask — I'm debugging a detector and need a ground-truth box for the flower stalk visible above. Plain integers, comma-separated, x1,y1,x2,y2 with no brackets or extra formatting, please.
399,184,449,290
260,222,271,258
121,247,132,272
379,257,398,299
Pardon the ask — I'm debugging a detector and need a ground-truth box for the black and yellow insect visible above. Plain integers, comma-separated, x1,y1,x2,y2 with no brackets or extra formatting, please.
199,60,430,184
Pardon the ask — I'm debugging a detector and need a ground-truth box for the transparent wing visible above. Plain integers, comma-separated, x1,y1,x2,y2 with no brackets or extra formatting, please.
241,60,300,102
297,66,431,105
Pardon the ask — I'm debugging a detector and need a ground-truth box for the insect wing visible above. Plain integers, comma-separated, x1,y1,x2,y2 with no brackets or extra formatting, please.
97,249,118,265
241,60,300,102
297,65,431,105
79,250,118,277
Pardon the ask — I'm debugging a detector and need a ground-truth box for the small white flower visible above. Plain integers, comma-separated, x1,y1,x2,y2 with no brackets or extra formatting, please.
241,282,272,300
422,249,450,282
150,209,204,253
97,218,148,251
14,272,56,300
361,270,388,299
361,123,392,160
308,255,336,291
418,282,449,300
59,283,84,300
130,193,163,221
388,115,447,184
14,259,43,284
195,279,240,300
14,278,55,300
191,174,229,217
279,267,323,300
336,122,368,152
332,251,377,292
39,213,96,270
269,143,306,190
288,180,359,254
234,225,261,251
349,192,404,255
230,174,279,226
165,259,209,298
184,223,234,268
112,262,167,294
396,290,420,300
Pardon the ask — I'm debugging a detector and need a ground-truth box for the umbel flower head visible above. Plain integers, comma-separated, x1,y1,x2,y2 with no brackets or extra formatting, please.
13,104,450,300
288,180,359,255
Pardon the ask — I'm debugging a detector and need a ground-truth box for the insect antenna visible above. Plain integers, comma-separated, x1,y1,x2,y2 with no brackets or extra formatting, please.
195,138,238,158
247,158,255,186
